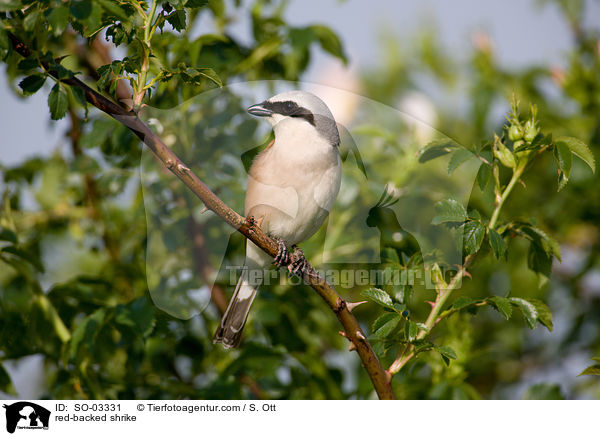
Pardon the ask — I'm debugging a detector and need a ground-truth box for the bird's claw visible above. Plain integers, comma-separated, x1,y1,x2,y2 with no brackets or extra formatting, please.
273,238,289,268
288,246,309,278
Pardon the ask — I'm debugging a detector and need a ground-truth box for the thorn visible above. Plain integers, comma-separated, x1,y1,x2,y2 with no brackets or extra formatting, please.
200,206,208,214
348,341,356,351
356,331,366,341
338,331,347,338
425,300,435,307
166,159,175,170
462,270,472,280
518,179,526,188
346,300,367,312
177,163,190,173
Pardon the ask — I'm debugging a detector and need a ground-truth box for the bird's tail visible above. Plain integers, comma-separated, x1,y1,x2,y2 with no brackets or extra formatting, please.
213,263,263,348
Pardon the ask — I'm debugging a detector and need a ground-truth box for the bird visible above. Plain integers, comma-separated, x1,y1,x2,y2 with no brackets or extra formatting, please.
213,90,342,348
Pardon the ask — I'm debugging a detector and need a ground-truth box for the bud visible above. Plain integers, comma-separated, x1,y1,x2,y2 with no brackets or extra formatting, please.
523,120,539,142
493,134,516,168
508,124,523,141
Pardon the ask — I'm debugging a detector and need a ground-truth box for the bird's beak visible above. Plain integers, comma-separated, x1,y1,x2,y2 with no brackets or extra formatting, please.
247,102,273,117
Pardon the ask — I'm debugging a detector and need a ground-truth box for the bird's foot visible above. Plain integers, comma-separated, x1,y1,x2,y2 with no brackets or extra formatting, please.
288,245,309,278
273,238,289,268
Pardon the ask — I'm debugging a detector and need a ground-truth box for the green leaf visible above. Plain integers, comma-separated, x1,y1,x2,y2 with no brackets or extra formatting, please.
452,296,477,310
0,0,23,12
434,345,457,366
372,313,401,339
70,0,92,19
488,228,507,259
19,74,46,95
447,148,476,174
178,66,222,87
529,298,553,332
75,0,103,37
431,199,467,225
372,312,396,332
96,0,130,20
2,246,44,272
71,86,88,118
114,297,156,338
17,57,39,71
488,296,512,320
509,297,538,329
555,136,595,173
404,320,418,342
463,221,485,255
48,83,69,120
47,6,70,36
23,8,41,31
418,139,459,163
185,0,208,7
69,308,106,359
476,163,491,190
412,340,434,355
528,242,552,285
166,9,187,32
360,288,394,309
468,209,481,220
518,223,561,261
310,25,347,64
0,227,18,244
578,365,600,376
381,247,400,265
553,142,572,191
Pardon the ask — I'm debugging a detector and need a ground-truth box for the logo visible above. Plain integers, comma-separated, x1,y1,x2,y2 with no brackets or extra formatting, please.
2,402,50,434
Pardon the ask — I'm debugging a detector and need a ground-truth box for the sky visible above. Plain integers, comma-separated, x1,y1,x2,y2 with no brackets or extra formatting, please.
1,0,599,166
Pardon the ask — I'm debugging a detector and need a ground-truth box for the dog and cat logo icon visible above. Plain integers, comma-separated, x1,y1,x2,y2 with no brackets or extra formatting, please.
2,402,50,433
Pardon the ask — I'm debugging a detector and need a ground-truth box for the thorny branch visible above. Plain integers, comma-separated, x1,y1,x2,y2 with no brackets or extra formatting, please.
8,33,395,400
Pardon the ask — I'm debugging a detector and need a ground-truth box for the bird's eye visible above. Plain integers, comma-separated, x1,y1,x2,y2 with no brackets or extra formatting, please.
285,102,294,111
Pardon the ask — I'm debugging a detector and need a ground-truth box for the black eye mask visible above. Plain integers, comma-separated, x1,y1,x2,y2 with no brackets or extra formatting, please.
262,100,315,126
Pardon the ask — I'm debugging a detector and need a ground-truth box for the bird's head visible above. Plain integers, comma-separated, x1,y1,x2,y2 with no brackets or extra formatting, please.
247,90,340,146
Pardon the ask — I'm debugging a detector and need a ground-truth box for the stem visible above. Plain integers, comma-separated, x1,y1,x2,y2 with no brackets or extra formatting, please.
144,1,158,44
419,257,474,338
387,256,473,375
489,165,525,230
8,33,395,400
134,1,158,108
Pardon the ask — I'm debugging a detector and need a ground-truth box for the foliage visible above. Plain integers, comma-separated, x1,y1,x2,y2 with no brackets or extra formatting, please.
1,0,600,400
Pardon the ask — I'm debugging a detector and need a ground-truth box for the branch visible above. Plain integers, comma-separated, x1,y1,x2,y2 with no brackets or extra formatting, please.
8,33,395,400
387,256,474,375
388,157,527,375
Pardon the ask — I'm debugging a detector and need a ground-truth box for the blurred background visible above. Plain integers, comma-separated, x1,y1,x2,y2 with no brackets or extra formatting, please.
1,0,599,399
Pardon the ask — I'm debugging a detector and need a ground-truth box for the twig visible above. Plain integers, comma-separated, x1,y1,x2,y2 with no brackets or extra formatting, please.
8,33,395,400
387,256,473,375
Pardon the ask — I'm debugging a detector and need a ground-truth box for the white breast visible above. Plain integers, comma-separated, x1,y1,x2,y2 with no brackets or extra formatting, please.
245,120,341,245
